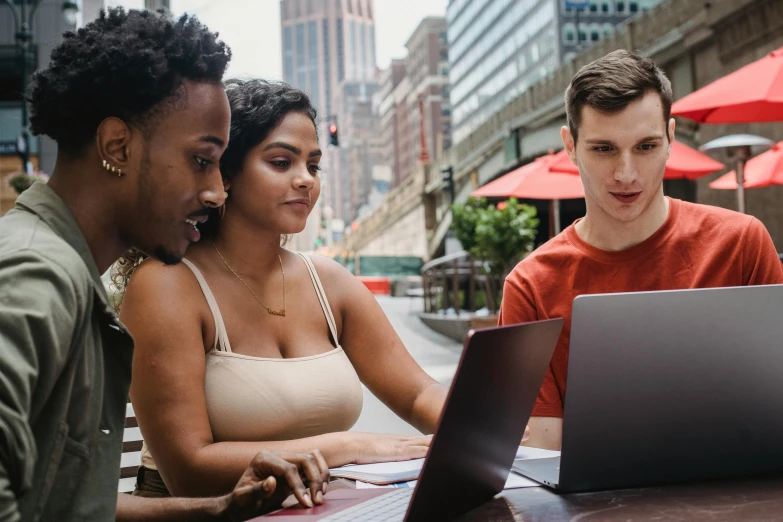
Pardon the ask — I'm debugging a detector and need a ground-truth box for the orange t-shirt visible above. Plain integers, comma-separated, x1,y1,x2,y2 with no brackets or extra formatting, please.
499,198,783,418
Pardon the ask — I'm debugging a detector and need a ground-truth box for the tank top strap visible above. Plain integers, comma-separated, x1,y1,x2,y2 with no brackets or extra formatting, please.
181,258,233,353
297,253,339,347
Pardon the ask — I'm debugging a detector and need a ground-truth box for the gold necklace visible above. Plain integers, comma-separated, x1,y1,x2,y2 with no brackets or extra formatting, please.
211,240,286,317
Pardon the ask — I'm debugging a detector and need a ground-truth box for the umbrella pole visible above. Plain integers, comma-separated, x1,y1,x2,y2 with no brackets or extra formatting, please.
553,198,562,235
735,157,746,214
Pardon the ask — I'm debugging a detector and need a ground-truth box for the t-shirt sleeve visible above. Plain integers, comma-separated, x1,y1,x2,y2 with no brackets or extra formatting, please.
743,217,783,285
499,274,563,418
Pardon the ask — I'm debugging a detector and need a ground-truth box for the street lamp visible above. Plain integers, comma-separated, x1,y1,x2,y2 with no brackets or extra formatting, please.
2,0,80,174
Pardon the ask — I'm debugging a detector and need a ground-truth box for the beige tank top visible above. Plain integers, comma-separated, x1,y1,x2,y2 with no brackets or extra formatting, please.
140,253,363,470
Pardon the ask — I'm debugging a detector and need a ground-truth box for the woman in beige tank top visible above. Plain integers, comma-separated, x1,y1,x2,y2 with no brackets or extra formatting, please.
117,79,449,498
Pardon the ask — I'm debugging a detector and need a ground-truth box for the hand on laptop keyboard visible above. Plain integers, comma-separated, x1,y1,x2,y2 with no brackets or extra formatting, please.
220,450,330,521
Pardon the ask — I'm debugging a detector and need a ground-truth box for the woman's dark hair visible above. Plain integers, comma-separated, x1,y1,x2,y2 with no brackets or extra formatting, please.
112,79,318,304
28,7,231,153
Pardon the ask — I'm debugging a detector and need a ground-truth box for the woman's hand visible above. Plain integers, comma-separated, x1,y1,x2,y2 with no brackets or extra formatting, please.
347,432,433,464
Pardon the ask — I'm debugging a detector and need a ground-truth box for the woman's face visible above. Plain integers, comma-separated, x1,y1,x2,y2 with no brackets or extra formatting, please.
228,111,321,235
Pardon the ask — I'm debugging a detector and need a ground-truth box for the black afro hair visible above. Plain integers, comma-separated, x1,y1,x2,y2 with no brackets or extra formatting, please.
28,7,231,152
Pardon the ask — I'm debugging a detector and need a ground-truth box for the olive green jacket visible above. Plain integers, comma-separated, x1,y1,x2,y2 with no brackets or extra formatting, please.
0,183,133,521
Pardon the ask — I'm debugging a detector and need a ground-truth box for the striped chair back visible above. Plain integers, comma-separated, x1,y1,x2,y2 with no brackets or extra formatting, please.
120,400,142,493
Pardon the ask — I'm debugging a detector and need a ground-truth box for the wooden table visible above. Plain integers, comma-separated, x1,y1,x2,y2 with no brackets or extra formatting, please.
456,477,783,521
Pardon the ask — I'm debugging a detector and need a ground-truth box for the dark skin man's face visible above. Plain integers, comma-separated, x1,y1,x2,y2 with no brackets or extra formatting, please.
121,79,230,264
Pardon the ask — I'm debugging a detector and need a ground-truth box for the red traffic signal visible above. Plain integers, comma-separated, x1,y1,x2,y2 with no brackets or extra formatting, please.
328,124,339,146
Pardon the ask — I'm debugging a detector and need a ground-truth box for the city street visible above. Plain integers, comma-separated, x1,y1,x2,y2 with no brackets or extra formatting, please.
350,296,463,435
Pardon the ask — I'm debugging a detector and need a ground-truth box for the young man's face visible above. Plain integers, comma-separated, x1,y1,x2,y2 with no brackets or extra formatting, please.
562,90,674,225
124,79,230,264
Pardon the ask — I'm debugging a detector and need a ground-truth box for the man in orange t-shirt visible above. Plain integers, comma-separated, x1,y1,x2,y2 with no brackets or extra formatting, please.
499,50,783,450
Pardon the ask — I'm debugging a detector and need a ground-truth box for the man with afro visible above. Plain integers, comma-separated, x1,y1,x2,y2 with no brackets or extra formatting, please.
0,8,327,522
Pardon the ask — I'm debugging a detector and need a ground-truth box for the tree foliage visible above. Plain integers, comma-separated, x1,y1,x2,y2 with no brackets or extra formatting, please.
451,197,539,277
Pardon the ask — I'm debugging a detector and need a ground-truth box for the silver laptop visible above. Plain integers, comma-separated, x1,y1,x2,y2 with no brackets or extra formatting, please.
514,284,783,492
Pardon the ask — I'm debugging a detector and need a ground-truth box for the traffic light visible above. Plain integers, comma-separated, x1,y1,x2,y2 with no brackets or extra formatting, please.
441,166,455,203
328,124,339,146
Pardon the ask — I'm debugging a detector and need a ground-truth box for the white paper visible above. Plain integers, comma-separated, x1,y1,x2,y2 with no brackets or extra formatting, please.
334,447,558,487
515,446,561,460
503,471,539,489
331,458,424,476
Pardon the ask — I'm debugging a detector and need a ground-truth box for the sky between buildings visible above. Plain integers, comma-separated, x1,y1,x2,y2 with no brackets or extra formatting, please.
167,0,448,81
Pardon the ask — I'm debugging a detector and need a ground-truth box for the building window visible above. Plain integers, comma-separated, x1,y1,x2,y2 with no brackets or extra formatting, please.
603,23,614,36
348,20,356,79
590,24,600,41
323,19,330,119
578,24,587,42
308,20,319,110
616,1,625,13
283,26,293,85
359,23,367,80
369,26,376,71
589,0,599,13
296,23,306,88
601,0,612,13
563,23,574,43
629,1,638,12
337,18,344,82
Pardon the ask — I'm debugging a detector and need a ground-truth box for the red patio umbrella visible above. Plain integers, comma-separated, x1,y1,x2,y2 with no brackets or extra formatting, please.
471,152,584,234
670,46,783,123
709,141,783,190
548,141,724,180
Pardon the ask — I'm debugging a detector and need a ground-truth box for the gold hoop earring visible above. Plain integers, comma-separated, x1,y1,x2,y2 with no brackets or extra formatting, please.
219,204,226,219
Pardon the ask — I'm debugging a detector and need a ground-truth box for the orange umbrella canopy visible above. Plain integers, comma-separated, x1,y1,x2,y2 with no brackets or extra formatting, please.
709,141,783,189
548,141,724,180
471,153,584,200
671,47,783,123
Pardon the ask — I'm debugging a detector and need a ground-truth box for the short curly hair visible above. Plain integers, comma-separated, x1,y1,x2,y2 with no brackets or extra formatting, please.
28,7,231,152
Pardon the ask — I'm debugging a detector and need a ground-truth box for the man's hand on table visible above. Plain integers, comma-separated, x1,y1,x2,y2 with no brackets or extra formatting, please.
218,450,330,521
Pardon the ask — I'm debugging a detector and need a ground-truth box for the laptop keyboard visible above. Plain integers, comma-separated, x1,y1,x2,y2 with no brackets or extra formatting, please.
321,489,414,521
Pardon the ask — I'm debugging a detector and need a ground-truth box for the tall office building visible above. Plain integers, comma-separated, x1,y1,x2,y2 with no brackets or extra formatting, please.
377,59,410,187
376,16,451,189
281,0,376,124
281,0,378,238
448,0,661,145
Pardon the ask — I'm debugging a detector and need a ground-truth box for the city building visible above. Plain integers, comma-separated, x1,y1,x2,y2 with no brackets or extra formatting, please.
376,16,451,189
448,0,662,145
281,0,376,122
377,59,409,187
1,0,80,214
280,0,378,246
406,17,451,169
333,80,382,222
